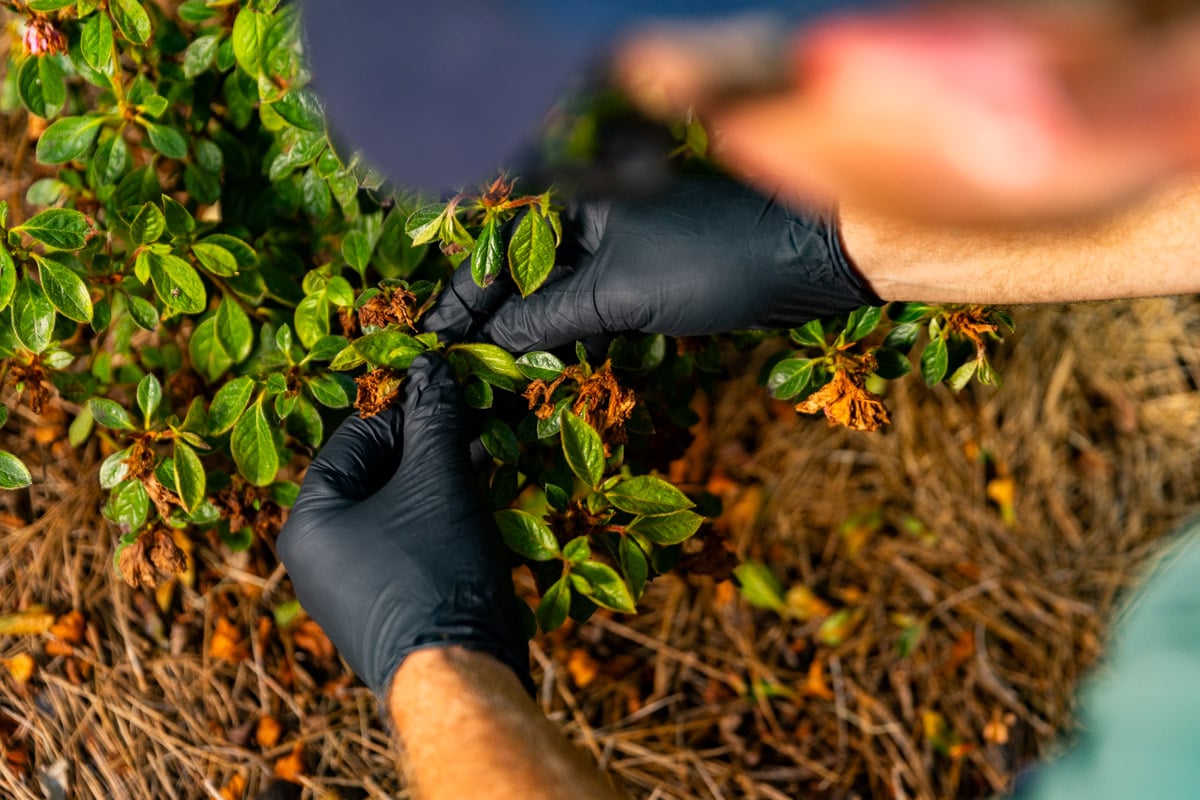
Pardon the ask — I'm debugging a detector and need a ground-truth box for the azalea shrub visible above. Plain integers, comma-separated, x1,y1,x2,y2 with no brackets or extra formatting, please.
0,0,1006,632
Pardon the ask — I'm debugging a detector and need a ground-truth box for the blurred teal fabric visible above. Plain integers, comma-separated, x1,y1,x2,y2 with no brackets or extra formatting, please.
1008,518,1200,799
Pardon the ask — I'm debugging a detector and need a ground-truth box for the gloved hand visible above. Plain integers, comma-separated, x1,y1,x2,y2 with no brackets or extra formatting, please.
479,173,881,353
276,355,532,699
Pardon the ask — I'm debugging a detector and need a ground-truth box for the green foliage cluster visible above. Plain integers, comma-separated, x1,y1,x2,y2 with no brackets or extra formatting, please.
0,0,1008,632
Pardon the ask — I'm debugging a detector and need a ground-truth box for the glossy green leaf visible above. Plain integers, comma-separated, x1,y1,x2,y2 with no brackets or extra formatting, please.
136,373,162,421
182,33,220,79
562,536,591,563
342,230,371,273
305,373,350,408
189,317,233,382
869,346,908,381
844,305,883,343
37,114,103,164
0,451,31,490
766,358,814,401
627,510,703,545
36,256,92,323
12,278,55,353
148,251,206,313
0,244,16,313
208,376,255,435
305,335,348,363
464,378,493,410
471,217,503,287
536,577,570,633
450,342,522,380
494,509,559,561
561,411,604,488
129,202,165,245
93,133,128,186
515,351,565,381
173,440,206,513
480,418,519,464
105,479,149,529
192,242,238,277
888,302,936,324
17,208,91,250
605,475,694,516
232,399,277,486
99,448,131,490
272,88,324,132
89,397,135,430
354,330,424,369
293,294,328,348
570,561,635,613
790,319,825,348
232,2,265,74
80,12,114,72
145,122,187,159
126,294,159,331
404,204,447,246
111,0,152,44
920,336,949,386
883,322,920,354
18,55,66,118
163,195,196,236
508,210,555,296
947,359,978,392
619,536,648,599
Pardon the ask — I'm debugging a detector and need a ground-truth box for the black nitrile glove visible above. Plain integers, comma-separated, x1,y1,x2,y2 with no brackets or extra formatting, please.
276,355,532,699
481,173,881,353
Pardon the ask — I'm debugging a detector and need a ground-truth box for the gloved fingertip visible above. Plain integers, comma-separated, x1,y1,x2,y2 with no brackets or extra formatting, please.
403,353,463,423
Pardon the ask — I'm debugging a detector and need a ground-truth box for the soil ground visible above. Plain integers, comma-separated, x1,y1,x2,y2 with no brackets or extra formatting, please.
1,294,1198,800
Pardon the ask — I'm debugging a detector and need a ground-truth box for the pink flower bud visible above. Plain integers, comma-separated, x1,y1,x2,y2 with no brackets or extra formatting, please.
23,18,67,57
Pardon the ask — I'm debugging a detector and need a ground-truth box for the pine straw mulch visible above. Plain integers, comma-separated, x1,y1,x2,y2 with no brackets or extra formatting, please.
1,297,1198,800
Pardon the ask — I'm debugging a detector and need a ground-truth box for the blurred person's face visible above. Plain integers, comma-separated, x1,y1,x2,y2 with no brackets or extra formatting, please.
613,5,1200,223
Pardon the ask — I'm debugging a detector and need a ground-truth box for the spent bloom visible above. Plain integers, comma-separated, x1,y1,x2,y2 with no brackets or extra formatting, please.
23,17,67,57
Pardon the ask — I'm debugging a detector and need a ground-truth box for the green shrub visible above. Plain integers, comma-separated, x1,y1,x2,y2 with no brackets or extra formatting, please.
0,0,1008,632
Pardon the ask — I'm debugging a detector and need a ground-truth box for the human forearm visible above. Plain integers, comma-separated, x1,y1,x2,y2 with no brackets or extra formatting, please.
389,647,625,800
841,174,1200,305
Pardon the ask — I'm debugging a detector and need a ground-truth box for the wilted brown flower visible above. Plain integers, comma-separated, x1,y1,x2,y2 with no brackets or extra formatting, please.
573,361,637,451
118,528,186,589
524,365,584,420
8,361,49,414
23,18,67,57
795,369,891,432
212,479,285,540
523,360,636,453
479,175,516,208
357,286,418,331
944,306,1001,358
354,367,403,418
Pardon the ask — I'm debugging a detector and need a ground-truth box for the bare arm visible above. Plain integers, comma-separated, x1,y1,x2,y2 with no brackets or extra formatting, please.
841,174,1200,305
388,647,626,800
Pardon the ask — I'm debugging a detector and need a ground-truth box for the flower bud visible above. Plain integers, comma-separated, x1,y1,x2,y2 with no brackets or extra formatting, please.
23,18,68,57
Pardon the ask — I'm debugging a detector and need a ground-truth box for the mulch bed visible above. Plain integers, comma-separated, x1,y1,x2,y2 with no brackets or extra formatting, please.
1,296,1197,799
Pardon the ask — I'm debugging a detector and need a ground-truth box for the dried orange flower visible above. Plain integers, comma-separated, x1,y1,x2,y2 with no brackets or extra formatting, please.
354,367,403,418
357,285,418,330
795,369,891,432
524,361,636,453
944,306,1001,358
8,361,49,414
117,528,186,589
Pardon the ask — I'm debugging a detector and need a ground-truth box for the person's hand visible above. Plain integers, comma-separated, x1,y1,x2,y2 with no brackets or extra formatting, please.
276,355,531,698
480,173,880,354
